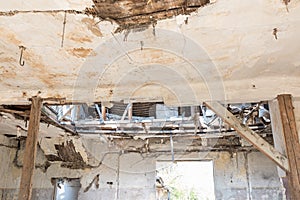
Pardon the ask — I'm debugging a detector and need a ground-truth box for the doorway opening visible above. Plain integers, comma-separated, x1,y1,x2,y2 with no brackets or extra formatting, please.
156,160,215,200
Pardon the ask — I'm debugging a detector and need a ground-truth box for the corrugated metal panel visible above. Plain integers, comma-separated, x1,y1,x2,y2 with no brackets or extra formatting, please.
109,102,157,117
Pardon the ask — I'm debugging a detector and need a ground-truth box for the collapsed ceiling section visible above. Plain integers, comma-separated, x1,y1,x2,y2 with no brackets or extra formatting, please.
0,101,274,170
0,100,274,169
0,101,271,138
89,0,210,31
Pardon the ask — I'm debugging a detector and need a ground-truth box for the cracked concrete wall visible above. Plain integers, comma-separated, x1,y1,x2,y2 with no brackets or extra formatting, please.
0,135,284,200
213,151,284,200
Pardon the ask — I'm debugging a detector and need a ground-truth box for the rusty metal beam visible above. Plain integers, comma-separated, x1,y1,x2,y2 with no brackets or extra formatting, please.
204,101,289,171
18,96,43,200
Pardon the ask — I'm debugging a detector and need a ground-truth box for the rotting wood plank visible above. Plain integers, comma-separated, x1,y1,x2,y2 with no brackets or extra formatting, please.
204,101,289,171
18,96,43,200
93,0,209,19
277,94,300,200
90,0,210,31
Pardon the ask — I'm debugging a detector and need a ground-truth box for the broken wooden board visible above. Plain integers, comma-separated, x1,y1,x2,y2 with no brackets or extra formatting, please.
91,0,210,30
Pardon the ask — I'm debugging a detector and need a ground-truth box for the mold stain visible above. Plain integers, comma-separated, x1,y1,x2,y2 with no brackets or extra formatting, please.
68,34,93,43
138,49,177,64
86,71,99,78
0,57,17,63
81,18,103,37
0,66,17,78
0,28,21,45
22,49,56,88
68,47,96,58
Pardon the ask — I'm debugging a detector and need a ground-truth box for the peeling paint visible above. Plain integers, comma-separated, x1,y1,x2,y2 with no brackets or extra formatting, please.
68,33,93,43
68,47,96,58
53,140,87,169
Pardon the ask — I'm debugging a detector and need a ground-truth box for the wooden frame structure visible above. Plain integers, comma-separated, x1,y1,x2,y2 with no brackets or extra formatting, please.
205,94,300,200
16,94,300,199
18,97,43,200
204,101,289,171
277,94,300,200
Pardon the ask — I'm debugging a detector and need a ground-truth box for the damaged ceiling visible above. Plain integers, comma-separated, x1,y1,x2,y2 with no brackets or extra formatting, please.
90,0,210,31
0,0,299,105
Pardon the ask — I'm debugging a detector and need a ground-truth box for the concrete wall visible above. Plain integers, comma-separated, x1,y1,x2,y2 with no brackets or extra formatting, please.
213,151,284,200
0,135,285,200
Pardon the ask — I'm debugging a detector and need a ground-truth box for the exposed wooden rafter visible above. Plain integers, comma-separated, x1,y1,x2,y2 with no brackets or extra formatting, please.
204,101,289,171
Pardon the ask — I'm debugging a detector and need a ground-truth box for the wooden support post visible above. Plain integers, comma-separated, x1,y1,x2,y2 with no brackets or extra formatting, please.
18,97,43,200
204,101,289,171
277,94,300,200
269,99,287,178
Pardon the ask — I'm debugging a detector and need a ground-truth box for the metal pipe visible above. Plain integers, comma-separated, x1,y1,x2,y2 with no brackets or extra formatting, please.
95,104,104,124
170,134,174,162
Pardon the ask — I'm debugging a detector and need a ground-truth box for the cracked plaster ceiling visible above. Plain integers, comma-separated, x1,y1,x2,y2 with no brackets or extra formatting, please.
0,0,299,105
